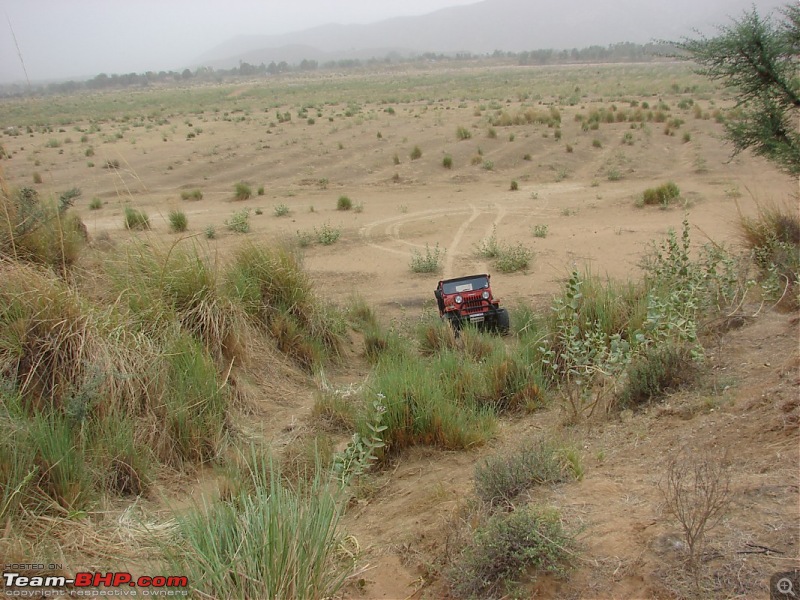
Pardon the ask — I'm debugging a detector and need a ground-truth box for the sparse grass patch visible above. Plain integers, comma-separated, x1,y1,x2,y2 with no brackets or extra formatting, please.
89,197,102,210
474,437,580,507
442,155,453,169
410,145,422,160
273,203,290,217
336,196,352,211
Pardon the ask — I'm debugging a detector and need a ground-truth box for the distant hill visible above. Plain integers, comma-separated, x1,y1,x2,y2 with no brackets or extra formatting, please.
194,0,788,69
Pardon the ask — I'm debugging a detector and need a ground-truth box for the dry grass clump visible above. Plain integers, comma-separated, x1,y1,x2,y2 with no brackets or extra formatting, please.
228,242,345,369
1,186,86,273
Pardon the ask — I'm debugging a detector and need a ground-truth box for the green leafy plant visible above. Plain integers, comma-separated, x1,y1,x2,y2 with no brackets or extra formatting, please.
532,224,549,238
226,207,251,233
315,222,340,245
410,243,445,273
332,397,387,486
273,203,290,217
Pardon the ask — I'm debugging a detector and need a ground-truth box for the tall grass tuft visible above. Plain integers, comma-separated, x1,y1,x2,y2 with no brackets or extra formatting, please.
124,206,150,230
166,449,352,599
1,186,86,271
227,242,344,368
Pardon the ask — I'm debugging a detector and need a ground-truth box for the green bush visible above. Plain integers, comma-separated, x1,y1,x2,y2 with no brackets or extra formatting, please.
89,197,103,210
495,243,532,273
456,126,472,140
510,180,518,191
124,206,150,230
168,209,188,232
532,224,548,238
443,155,453,169
641,181,680,207
410,145,422,160
234,181,252,201
618,343,698,409
447,506,574,599
273,203,290,217
336,196,352,211
225,207,251,233
315,222,341,245
474,438,580,507
410,243,445,273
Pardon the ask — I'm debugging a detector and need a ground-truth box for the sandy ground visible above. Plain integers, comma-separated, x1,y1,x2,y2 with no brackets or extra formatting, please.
1,64,798,598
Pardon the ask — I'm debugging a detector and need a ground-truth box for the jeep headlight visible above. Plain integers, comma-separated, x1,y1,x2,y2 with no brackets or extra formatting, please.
482,291,490,300
455,295,463,304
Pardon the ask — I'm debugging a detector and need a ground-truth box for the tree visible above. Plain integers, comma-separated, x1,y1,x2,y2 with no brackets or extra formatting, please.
676,4,800,177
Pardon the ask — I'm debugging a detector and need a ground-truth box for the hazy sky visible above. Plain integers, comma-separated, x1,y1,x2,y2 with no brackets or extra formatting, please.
0,0,481,83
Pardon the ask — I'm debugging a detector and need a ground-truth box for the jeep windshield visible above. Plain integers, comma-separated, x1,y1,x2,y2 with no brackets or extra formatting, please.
442,275,489,295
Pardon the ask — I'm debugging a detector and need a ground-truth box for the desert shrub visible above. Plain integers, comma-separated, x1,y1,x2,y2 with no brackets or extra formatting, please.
168,209,188,232
738,201,800,302
204,225,216,239
1,187,86,270
225,207,251,233
487,127,497,139
336,195,352,211
257,185,265,196
32,172,42,184
234,181,252,201
617,343,698,409
532,224,548,238
89,197,103,210
443,155,453,169
510,180,518,191
315,222,341,245
592,138,602,148
166,452,351,600
181,189,203,201
495,243,532,273
410,145,422,160
410,243,445,273
474,438,580,507
124,206,150,230
273,203,290,217
447,506,574,599
456,126,472,140
641,181,680,207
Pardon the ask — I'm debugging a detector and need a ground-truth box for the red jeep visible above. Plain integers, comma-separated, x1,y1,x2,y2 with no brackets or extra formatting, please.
434,273,510,334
